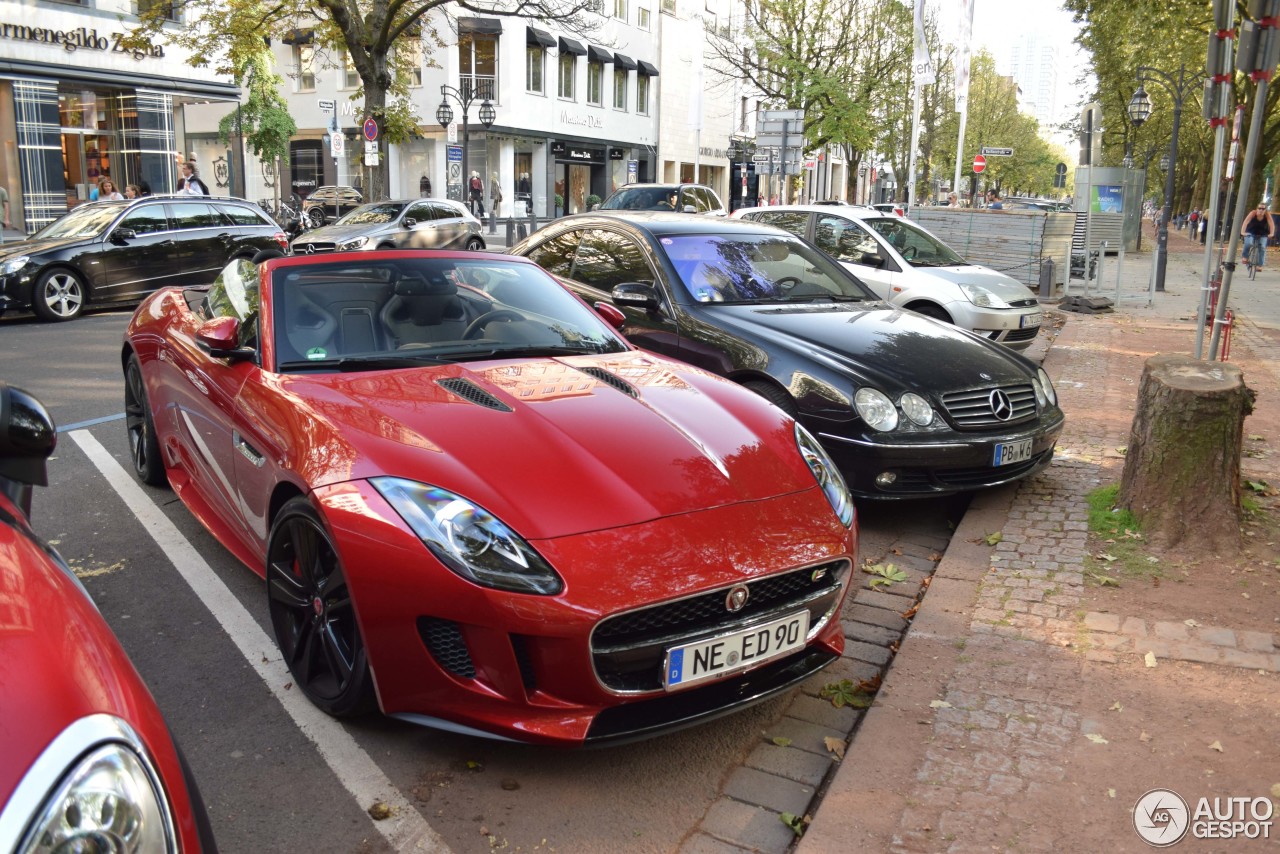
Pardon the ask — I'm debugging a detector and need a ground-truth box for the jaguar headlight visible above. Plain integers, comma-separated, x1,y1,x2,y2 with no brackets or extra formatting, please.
372,478,563,595
1,256,30,276
959,283,1011,309
899,392,934,426
337,236,371,251
1036,367,1057,407
795,423,854,527
17,742,175,854
854,388,898,431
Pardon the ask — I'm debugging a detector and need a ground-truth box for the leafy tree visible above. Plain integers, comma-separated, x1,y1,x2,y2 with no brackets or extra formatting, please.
217,36,298,197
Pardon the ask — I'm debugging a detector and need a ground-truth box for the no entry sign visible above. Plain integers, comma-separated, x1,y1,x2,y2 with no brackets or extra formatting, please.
973,154,987,174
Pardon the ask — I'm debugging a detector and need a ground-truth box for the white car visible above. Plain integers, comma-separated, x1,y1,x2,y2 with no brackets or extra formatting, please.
733,204,1042,350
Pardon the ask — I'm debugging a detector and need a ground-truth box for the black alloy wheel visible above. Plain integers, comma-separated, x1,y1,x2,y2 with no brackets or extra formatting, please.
266,497,375,717
124,355,168,486
465,236,485,251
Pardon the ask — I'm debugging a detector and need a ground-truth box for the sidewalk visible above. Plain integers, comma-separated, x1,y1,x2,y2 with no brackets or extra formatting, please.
793,247,1280,852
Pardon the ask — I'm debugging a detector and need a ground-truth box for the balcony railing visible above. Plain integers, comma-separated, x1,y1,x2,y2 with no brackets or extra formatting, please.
459,75,496,102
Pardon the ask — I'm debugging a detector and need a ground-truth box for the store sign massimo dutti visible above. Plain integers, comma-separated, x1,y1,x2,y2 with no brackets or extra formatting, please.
560,111,603,129
0,23,164,59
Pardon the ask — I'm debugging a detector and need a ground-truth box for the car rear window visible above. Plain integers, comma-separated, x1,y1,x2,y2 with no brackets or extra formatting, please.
216,203,273,227
171,203,226,229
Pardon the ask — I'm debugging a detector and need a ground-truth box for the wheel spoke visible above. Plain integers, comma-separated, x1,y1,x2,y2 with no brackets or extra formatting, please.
296,620,319,683
267,563,310,610
320,623,354,686
292,520,321,587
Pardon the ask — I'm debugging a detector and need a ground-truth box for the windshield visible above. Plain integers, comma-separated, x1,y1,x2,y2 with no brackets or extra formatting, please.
863,218,967,268
600,187,679,211
336,202,406,225
32,204,125,240
660,233,876,304
272,256,628,372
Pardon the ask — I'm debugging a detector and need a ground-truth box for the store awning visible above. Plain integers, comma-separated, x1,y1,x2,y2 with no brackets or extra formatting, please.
458,17,502,34
638,60,660,76
558,36,587,56
613,53,638,70
526,26,556,47
588,45,613,63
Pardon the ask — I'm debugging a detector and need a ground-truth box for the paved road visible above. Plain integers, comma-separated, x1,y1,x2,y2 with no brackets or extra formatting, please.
1,306,965,853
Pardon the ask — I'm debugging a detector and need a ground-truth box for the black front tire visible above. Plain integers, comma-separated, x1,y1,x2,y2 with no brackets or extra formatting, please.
266,497,376,718
741,379,799,418
465,236,485,251
909,303,953,324
124,355,168,486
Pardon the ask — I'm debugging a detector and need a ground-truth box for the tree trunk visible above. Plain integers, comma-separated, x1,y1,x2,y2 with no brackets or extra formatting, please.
1118,354,1255,555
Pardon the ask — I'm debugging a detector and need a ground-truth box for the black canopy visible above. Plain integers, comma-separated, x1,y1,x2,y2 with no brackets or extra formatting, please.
559,36,587,56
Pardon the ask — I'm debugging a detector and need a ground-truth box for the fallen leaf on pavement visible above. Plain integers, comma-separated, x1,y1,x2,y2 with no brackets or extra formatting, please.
1086,733,1109,744
929,700,952,709
1184,619,1201,628
824,737,846,759
1108,788,1116,798
984,532,1003,546
367,802,395,821
1271,783,1280,799
1139,731,1153,743
1145,651,1158,668
1209,741,1224,752
1109,702,1123,712
772,737,792,747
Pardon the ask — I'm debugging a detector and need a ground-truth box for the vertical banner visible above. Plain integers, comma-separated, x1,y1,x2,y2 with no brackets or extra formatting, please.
953,0,975,196
913,0,935,86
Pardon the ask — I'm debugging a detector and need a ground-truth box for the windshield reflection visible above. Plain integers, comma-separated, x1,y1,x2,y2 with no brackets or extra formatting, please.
336,202,407,226
32,204,125,240
863,218,967,268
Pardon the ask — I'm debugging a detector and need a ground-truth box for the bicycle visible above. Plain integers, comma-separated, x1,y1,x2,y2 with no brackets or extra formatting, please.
1243,237,1262,279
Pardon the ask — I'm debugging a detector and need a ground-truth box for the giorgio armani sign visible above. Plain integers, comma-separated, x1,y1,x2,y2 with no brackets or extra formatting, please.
0,23,165,59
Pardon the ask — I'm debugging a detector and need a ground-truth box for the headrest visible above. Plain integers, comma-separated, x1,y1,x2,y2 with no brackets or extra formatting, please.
395,274,456,297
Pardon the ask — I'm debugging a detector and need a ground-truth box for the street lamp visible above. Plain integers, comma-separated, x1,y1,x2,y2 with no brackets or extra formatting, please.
436,82,497,214
1129,65,1205,292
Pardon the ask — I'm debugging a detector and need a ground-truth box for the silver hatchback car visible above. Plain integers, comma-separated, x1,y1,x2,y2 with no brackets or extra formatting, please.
734,204,1042,350
291,198,485,255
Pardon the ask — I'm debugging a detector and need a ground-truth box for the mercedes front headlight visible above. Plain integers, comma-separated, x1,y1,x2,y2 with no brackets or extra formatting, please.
1036,367,1057,407
958,283,1011,309
854,388,899,431
1,256,30,276
337,236,371,252
795,423,855,527
372,478,563,595
899,392,934,426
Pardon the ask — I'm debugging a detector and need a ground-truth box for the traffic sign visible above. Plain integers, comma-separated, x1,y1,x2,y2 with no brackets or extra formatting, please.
1056,162,1068,175
973,154,986,174
751,154,771,163
317,98,336,112
364,141,378,156
981,146,1014,157
363,117,378,142
330,133,345,157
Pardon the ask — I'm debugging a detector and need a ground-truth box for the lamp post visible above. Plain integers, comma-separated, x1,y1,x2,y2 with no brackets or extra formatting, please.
1128,64,1205,292
436,82,496,214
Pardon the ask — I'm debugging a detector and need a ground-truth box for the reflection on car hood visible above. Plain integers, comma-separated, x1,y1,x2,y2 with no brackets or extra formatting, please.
709,302,1036,393
0,236,91,261
918,265,1035,300
277,351,816,539
293,222,391,244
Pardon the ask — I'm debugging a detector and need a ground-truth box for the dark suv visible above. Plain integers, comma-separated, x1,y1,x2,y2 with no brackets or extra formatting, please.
301,186,364,227
0,197,287,322
599,183,727,216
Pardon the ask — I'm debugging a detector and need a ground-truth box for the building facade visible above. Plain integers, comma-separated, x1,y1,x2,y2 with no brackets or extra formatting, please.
0,0,240,233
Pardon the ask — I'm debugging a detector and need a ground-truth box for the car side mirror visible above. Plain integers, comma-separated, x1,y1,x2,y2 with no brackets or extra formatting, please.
0,383,57,516
196,317,253,360
111,227,137,243
612,282,660,309
859,251,885,268
681,205,697,214
593,301,626,330
403,217,417,228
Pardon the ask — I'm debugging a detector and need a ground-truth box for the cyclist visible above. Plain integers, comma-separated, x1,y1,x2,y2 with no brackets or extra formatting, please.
1241,202,1275,273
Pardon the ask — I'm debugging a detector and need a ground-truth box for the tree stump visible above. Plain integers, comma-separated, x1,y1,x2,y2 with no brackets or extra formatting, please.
1118,354,1255,555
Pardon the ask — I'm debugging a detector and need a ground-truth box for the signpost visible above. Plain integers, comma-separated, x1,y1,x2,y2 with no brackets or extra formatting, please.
981,146,1014,156
363,117,379,142
973,153,986,173
317,98,336,113
330,133,345,157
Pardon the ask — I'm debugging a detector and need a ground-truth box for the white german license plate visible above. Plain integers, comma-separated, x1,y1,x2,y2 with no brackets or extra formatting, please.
664,611,810,690
992,438,1034,466
1020,312,1043,328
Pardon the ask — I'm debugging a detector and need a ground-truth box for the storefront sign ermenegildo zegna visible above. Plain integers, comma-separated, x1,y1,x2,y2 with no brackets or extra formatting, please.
0,22,164,59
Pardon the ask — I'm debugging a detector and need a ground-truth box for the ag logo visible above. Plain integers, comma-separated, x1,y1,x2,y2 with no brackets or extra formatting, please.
1133,788,1190,847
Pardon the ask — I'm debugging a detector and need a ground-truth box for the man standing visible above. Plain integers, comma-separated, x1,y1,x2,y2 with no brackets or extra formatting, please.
178,162,210,196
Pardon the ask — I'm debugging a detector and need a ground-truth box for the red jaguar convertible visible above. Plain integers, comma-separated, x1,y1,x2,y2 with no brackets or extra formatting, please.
0,383,215,851
122,251,857,745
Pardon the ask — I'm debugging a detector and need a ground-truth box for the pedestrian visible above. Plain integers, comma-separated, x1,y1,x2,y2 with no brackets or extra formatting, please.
947,192,959,207
987,191,1003,210
0,183,10,232
419,174,431,197
468,171,485,216
124,184,141,199
1241,202,1275,273
138,181,153,197
490,172,502,216
177,162,210,196
1189,209,1199,236
97,178,124,201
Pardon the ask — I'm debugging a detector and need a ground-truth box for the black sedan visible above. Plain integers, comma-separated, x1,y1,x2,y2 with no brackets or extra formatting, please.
511,212,1064,499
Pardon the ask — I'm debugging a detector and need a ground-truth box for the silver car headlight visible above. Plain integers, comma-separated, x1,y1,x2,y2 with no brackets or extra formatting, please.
16,743,175,854
854,388,899,431
2,256,30,276
372,478,564,595
337,236,371,251
959,283,1011,309
795,423,854,527
1035,368,1057,407
899,392,934,426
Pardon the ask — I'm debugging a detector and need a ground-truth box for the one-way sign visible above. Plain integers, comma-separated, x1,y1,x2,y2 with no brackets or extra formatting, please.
981,146,1014,156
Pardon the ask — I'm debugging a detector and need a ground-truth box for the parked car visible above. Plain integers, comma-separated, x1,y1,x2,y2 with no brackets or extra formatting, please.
0,196,288,322
871,202,907,216
122,250,857,745
0,382,216,852
292,198,485,255
733,204,1044,349
599,183,727,216
511,212,1064,499
301,185,364,227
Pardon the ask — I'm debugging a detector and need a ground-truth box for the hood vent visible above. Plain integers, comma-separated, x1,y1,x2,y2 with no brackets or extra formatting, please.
578,366,639,398
436,377,512,412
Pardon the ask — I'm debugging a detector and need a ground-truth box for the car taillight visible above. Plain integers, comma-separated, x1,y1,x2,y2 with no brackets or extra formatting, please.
273,231,288,251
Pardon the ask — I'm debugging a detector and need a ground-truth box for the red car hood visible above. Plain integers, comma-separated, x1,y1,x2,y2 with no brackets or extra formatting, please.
268,351,818,540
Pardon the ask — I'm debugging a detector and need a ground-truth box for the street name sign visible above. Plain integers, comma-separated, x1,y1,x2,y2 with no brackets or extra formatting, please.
981,146,1014,156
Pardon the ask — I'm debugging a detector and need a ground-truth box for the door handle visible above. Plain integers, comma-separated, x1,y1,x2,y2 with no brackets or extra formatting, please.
217,232,233,242
233,431,265,467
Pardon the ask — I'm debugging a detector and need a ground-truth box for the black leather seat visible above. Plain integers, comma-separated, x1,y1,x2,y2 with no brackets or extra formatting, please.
379,273,467,348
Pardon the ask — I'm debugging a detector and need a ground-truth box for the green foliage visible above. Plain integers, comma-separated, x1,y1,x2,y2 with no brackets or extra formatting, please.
586,193,602,208
862,562,908,589
217,44,296,168
819,679,873,709
1085,484,1161,583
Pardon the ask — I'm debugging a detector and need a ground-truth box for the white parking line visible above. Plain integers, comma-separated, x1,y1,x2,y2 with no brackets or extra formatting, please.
71,430,450,853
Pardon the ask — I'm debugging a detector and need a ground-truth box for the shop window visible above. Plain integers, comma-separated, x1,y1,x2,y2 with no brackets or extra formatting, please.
527,45,545,94
636,74,649,115
558,53,576,100
613,69,627,111
137,0,178,21
459,34,498,100
587,60,603,106
295,45,316,92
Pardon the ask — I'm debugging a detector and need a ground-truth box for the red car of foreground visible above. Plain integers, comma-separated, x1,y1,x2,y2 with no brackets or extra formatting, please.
122,250,858,746
0,383,215,851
